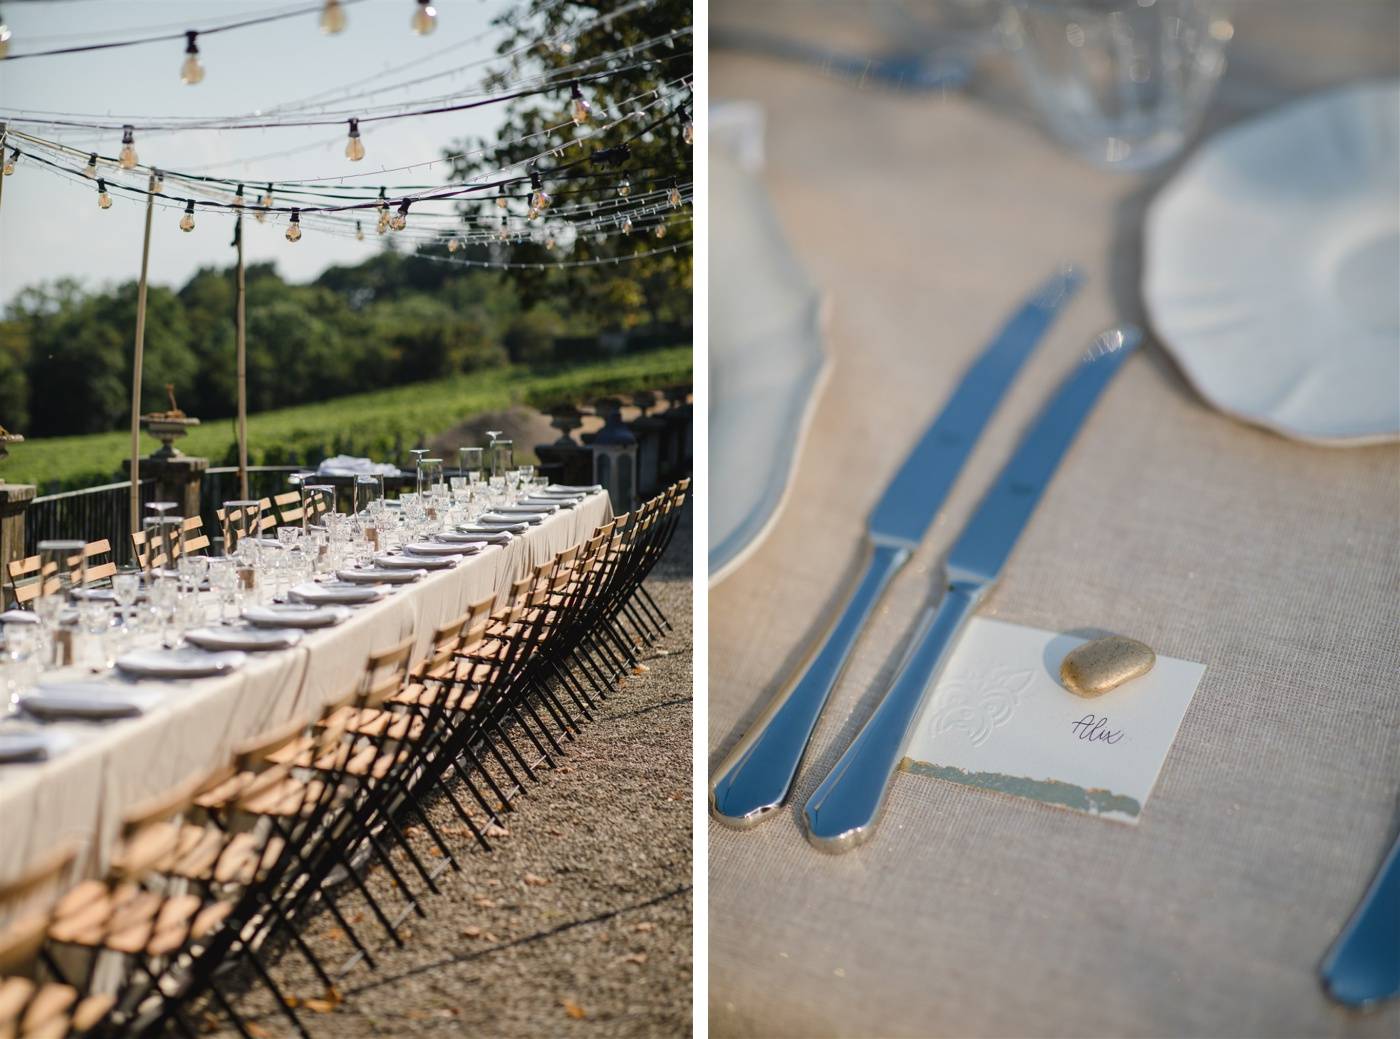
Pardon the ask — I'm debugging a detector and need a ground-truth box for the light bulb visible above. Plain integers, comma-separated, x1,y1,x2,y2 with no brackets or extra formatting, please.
3,150,17,177
447,238,459,253
286,209,302,242
617,177,630,198
376,208,390,234
345,118,364,161
496,185,508,210
622,217,633,236
546,236,556,250
654,224,666,239
496,218,509,242
390,200,409,231
528,169,550,212
668,181,682,208
119,125,138,170
181,32,205,85
320,0,347,34
411,0,437,35
97,179,112,210
255,184,272,223
0,21,11,61
570,82,592,126
179,200,196,232
83,153,98,179
355,221,365,241
233,184,245,208
683,120,694,146
150,169,164,193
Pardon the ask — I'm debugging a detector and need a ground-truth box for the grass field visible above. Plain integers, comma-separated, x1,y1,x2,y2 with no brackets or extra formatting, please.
6,347,691,492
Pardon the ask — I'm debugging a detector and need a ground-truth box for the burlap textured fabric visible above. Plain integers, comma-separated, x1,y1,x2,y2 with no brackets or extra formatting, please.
709,7,1400,1036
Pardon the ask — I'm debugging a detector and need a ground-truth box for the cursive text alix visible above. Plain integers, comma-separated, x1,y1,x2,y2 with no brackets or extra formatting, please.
1070,713,1124,745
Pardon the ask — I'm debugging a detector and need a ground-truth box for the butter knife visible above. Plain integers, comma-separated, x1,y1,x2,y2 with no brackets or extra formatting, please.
710,267,1084,829
804,325,1140,852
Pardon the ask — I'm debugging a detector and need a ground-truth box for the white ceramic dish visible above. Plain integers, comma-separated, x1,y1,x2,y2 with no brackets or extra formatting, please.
374,553,457,570
184,626,303,652
0,730,51,762
710,150,829,581
453,528,513,543
402,541,474,556
1144,81,1400,446
243,603,351,629
20,685,146,720
479,513,541,527
115,648,247,679
289,582,385,605
335,567,424,585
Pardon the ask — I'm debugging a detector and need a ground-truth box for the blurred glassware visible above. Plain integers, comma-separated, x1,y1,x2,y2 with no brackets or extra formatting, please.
207,559,238,623
222,499,261,558
77,600,114,669
492,438,514,480
1002,0,1234,172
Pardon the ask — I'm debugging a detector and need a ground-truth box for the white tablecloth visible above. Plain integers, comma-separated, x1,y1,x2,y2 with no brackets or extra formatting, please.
0,492,611,888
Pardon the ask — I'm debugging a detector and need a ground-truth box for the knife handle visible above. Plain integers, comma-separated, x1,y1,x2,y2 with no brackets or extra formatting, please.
710,540,909,829
1321,829,1400,1007
803,581,983,852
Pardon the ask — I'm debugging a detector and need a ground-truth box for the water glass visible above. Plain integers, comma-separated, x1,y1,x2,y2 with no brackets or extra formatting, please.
207,559,238,622
1002,0,1233,172
148,574,179,648
491,438,514,480
78,601,114,669
112,569,141,629
222,499,262,556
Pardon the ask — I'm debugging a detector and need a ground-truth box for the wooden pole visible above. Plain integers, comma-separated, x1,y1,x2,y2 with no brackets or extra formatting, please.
129,179,156,557
235,215,249,499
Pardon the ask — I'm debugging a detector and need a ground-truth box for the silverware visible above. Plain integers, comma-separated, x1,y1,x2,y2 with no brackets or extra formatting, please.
1321,830,1400,1007
709,267,1084,829
803,325,1141,852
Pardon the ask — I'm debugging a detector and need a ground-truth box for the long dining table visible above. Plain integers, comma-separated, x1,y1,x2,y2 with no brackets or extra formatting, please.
0,491,612,890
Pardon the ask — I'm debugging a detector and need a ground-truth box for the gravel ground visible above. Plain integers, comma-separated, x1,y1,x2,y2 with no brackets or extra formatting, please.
210,509,693,1039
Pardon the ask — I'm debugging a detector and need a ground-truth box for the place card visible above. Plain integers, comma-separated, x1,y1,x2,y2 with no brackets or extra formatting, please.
900,618,1205,824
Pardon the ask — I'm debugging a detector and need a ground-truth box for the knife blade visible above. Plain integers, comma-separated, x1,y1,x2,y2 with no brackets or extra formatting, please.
803,325,1140,852
710,267,1084,829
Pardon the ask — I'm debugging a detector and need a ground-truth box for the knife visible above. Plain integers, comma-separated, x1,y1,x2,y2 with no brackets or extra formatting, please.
710,267,1084,829
804,325,1140,852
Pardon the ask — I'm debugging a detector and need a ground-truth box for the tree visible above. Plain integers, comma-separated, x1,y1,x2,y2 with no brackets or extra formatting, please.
445,0,692,333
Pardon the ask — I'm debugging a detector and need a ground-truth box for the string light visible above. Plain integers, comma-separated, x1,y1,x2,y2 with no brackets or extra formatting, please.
681,107,693,146
528,167,550,216
411,0,438,36
179,199,196,232
622,216,633,235
496,215,509,242
96,178,112,210
495,184,508,210
286,208,302,242
617,175,630,198
83,153,98,179
390,199,409,230
119,126,138,170
181,31,205,85
151,168,164,193
570,82,592,126
345,118,364,162
654,223,666,239
668,179,681,208
376,187,390,233
233,183,245,208
255,182,272,223
320,0,348,35
355,220,364,241
3,150,16,177
0,18,10,62
447,237,460,253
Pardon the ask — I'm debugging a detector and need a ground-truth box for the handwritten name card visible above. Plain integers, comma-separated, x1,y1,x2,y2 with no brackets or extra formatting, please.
900,618,1206,824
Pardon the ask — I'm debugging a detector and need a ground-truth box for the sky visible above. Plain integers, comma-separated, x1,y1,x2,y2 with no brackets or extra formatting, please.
0,0,526,306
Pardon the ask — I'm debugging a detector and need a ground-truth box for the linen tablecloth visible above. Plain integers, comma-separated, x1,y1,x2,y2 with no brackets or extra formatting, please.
709,5,1400,1036
0,492,611,889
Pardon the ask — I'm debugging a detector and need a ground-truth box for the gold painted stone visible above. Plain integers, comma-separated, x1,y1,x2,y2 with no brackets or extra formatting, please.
1060,636,1156,698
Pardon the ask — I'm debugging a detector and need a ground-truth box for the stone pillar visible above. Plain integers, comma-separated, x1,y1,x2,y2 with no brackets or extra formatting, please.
535,403,595,487
590,398,638,512
123,455,208,521
629,390,668,498
0,483,35,579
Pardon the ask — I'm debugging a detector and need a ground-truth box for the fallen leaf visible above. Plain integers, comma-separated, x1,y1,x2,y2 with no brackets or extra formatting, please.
245,1024,270,1039
634,922,655,933
546,828,565,837
619,952,648,966
428,846,444,857
462,925,482,939
557,765,575,774
483,931,499,942
473,896,498,908
323,927,346,943
561,998,587,1020
484,822,510,838
303,998,337,1014
523,872,550,887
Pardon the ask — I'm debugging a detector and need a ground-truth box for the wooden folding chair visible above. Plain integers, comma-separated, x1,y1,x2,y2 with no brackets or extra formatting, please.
7,541,114,606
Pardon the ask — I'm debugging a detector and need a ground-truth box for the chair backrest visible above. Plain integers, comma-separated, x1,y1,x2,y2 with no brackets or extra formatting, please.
359,635,416,709
7,540,112,604
271,490,304,527
217,498,275,542
131,516,207,570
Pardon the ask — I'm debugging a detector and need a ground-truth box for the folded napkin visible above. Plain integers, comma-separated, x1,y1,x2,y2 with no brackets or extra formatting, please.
496,502,559,515
452,528,513,544
315,455,401,478
0,610,39,625
520,494,577,509
547,484,602,493
289,582,386,605
479,513,541,528
20,682,162,721
0,731,51,763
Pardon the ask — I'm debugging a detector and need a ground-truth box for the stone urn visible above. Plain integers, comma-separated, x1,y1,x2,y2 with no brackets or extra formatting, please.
0,430,23,484
546,402,587,446
141,415,200,459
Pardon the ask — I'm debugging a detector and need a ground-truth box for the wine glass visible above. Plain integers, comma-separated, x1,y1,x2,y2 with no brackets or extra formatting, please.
78,601,114,670
112,568,141,631
492,438,514,480
207,559,237,623
147,573,179,648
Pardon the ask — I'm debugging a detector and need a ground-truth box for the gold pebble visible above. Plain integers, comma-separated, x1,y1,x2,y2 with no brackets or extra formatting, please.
1060,635,1156,698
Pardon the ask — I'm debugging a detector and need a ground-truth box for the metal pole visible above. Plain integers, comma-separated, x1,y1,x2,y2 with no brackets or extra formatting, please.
235,215,249,499
129,178,156,557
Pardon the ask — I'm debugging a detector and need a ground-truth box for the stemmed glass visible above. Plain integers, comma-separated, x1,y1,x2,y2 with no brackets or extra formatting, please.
112,568,141,632
3,625,40,715
492,438,514,481
78,601,114,670
148,573,179,649
207,559,238,623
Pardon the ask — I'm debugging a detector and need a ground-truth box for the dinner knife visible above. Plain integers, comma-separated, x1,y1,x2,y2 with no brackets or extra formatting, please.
710,267,1084,829
803,325,1140,852
1320,830,1400,1007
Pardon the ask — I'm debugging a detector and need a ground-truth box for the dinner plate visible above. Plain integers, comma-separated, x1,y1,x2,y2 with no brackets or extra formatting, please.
335,567,424,585
115,647,247,679
475,515,535,530
1144,81,1400,446
20,683,148,721
521,495,577,509
403,541,475,556
184,626,303,652
495,502,558,515
711,149,829,581
0,611,39,625
453,528,513,543
547,484,602,493
0,730,50,763
373,553,457,571
243,603,351,629
432,531,492,546
289,582,385,605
